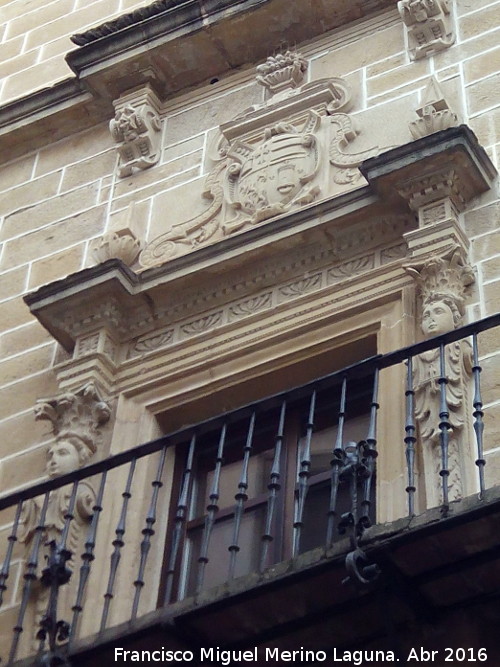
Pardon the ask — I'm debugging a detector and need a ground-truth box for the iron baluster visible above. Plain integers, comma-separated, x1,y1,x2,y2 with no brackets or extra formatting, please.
438,343,450,510
36,481,78,658
131,446,167,620
405,357,417,516
100,458,136,632
472,333,486,497
259,399,287,573
163,435,196,605
293,390,316,557
360,369,379,531
326,377,347,546
196,423,227,595
8,492,50,666
228,412,256,579
69,471,107,645
0,501,23,610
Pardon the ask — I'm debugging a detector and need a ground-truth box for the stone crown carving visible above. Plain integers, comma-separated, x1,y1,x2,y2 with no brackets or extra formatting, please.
256,51,308,96
35,382,111,457
398,0,455,60
110,85,162,177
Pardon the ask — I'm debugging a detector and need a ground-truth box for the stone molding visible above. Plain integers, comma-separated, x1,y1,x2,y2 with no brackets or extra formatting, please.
110,85,162,177
398,0,455,60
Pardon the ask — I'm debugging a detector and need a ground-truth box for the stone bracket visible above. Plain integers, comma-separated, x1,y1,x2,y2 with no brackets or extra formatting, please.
110,84,162,178
398,0,455,60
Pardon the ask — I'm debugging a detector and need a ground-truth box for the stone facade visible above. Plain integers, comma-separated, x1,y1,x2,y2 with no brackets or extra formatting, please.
0,0,500,660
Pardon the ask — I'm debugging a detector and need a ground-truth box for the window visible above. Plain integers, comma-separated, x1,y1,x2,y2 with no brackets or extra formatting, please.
163,350,377,601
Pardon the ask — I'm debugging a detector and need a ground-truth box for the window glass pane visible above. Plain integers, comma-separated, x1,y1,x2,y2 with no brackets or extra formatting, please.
184,507,265,595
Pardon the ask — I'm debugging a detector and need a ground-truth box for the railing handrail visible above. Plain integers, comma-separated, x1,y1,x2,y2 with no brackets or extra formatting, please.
1,311,498,512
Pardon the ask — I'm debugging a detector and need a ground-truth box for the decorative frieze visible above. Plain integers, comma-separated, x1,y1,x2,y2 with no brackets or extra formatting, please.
409,77,459,140
398,0,455,60
110,85,162,178
228,292,273,321
327,255,375,283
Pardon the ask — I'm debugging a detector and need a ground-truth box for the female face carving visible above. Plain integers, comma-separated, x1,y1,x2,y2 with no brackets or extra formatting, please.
46,439,81,477
421,300,455,336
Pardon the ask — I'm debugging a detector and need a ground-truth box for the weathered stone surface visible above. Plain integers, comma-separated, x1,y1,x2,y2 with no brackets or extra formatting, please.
0,154,36,193
61,150,116,191
0,265,28,301
0,344,54,387
0,205,105,270
464,46,500,84
35,123,112,176
459,3,500,41
472,231,500,263
0,322,52,358
29,244,85,289
0,371,58,421
1,184,100,244
464,203,500,238
467,72,500,115
309,24,404,79
484,280,500,316
0,171,62,221
0,295,33,333
481,255,500,282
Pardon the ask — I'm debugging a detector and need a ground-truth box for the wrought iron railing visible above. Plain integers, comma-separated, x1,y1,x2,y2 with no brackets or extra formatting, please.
0,313,499,664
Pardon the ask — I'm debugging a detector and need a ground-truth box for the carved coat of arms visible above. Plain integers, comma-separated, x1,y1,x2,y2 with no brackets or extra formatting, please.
225,113,321,230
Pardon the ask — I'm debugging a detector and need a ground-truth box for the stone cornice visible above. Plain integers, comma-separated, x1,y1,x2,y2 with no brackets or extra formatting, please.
360,125,497,206
0,1,397,160
24,126,496,366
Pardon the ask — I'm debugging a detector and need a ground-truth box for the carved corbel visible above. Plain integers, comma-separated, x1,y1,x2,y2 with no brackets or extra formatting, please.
398,167,470,258
409,77,459,140
110,85,162,177
398,0,455,60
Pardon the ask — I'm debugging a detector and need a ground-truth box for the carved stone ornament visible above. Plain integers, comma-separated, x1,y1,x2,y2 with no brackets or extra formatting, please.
398,0,455,60
20,383,111,647
140,51,390,269
405,246,475,505
256,51,308,97
92,231,142,266
409,77,459,140
34,381,111,458
110,85,162,177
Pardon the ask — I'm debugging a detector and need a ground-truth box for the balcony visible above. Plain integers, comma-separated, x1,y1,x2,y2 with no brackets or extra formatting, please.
1,313,500,665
